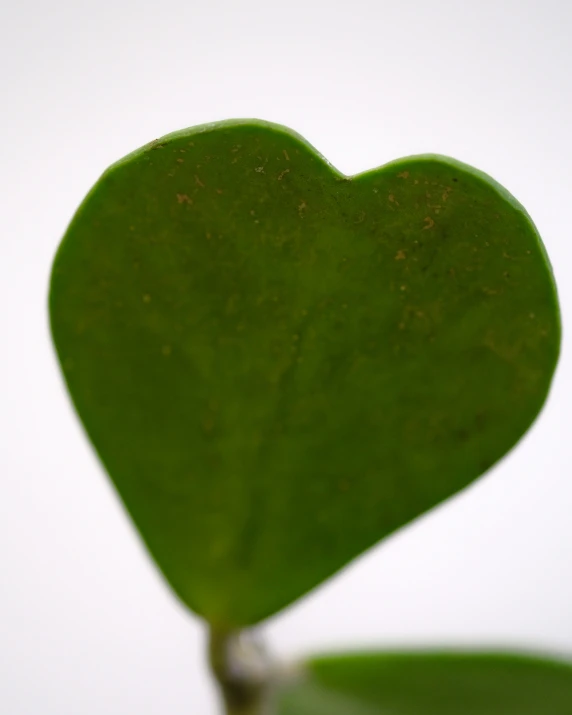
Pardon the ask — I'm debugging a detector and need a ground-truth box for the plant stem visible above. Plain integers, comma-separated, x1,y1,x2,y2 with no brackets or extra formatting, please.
208,626,273,715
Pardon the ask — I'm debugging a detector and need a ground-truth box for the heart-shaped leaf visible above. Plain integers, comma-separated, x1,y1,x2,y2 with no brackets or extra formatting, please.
276,651,572,714
49,120,560,627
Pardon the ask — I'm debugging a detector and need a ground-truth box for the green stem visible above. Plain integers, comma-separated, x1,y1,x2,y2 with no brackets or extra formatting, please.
208,626,272,715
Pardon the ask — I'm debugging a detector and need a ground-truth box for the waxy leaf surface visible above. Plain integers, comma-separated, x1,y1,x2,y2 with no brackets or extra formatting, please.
50,120,560,626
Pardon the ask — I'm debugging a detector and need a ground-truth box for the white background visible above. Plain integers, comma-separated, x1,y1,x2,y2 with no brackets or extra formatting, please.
1,1,571,712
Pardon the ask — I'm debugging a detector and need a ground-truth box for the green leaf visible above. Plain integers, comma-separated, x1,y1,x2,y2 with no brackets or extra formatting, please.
276,651,572,714
49,119,560,627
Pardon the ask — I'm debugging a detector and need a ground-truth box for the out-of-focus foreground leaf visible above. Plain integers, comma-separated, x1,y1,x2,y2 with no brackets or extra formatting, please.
277,651,572,714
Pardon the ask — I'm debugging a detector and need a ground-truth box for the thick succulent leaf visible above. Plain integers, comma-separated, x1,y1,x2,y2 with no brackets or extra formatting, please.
49,120,560,626
277,651,572,714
